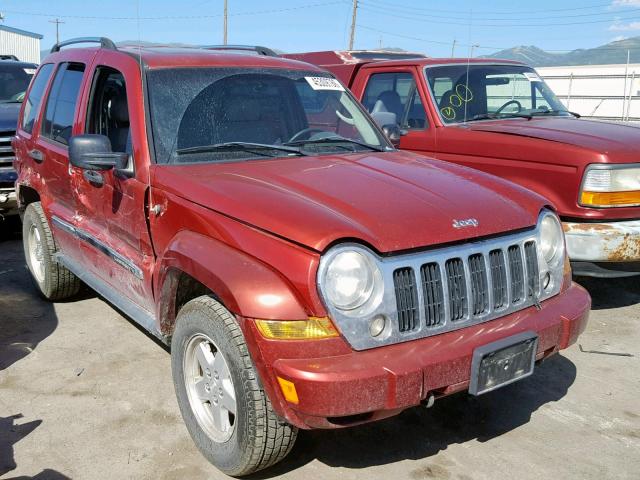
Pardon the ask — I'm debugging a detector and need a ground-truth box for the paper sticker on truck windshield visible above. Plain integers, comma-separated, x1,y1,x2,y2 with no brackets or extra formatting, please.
24,68,36,75
523,72,542,82
305,76,345,91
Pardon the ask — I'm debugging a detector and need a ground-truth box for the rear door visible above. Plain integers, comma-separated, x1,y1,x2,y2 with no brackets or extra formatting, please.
25,59,89,260
71,52,155,312
354,66,436,155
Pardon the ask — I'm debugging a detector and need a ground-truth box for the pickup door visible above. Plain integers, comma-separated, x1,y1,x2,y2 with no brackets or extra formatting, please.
350,64,437,156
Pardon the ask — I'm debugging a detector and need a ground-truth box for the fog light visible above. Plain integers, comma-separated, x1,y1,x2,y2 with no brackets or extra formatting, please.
543,272,551,290
369,315,386,337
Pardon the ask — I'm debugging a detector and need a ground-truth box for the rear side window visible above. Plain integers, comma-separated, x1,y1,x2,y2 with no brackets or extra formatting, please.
21,63,54,134
42,63,85,145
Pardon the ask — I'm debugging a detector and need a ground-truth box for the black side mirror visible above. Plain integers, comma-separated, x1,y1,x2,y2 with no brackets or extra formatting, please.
69,134,129,171
381,124,406,148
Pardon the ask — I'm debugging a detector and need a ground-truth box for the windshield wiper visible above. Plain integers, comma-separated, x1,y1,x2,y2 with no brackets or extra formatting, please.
176,142,306,157
530,109,581,118
283,136,386,152
469,112,533,121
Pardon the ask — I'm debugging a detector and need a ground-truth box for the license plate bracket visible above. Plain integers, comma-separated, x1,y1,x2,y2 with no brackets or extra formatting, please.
469,331,538,396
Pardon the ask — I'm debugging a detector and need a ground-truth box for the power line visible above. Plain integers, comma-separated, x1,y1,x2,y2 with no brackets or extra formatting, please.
359,0,640,22
358,4,640,28
1,1,344,21
361,0,627,15
357,23,640,54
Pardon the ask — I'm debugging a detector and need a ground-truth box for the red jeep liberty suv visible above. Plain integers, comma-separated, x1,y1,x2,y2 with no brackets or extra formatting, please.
13,39,590,476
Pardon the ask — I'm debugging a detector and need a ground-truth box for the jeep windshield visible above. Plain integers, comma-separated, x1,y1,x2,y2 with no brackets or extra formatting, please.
147,68,390,164
425,64,569,124
0,63,36,103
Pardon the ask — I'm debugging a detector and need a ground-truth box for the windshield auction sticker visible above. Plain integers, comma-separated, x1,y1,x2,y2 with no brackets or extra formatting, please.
305,76,345,91
523,72,542,82
23,68,37,75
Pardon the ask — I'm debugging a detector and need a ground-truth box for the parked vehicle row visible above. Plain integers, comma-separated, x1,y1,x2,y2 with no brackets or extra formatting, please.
11,39,595,476
285,50,640,279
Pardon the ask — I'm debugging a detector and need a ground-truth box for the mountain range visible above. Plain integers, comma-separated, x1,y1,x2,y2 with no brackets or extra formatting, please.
484,37,640,66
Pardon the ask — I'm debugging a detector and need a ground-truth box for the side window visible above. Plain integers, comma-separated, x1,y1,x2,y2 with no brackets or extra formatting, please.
86,67,131,153
21,63,54,134
42,63,85,146
362,72,427,130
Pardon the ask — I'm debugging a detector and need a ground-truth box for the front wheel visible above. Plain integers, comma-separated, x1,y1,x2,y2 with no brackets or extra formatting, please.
171,296,297,476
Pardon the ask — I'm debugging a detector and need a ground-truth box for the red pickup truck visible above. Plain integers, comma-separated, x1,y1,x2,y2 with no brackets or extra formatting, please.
14,40,589,475
285,50,640,278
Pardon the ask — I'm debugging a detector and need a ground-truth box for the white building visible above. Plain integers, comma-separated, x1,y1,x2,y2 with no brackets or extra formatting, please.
537,64,640,122
0,25,42,64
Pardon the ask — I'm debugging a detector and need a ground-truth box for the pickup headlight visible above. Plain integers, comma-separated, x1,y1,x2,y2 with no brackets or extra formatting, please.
580,164,640,207
538,210,565,296
318,245,384,314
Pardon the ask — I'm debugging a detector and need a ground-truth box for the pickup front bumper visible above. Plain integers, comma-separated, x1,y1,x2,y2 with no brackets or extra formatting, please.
250,282,590,430
563,220,640,277
0,166,18,216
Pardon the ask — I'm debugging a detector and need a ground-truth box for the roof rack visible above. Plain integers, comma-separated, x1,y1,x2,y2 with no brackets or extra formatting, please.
51,37,117,54
199,45,278,57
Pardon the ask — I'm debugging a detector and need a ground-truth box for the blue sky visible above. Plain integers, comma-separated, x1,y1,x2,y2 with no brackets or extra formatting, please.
3,0,640,56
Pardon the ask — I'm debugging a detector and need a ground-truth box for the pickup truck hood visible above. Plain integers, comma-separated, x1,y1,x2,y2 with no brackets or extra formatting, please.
153,151,545,253
466,117,640,158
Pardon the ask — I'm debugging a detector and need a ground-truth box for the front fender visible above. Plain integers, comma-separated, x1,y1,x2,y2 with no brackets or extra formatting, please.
155,230,309,334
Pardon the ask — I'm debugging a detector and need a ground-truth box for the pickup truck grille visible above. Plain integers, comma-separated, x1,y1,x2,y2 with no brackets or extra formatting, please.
392,240,539,334
0,131,15,168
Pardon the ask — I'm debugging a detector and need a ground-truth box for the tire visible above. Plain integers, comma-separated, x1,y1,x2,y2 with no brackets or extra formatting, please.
22,202,81,301
171,295,297,477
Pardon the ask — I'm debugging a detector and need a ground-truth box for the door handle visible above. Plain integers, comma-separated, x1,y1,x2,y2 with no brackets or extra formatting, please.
28,149,44,163
83,169,104,186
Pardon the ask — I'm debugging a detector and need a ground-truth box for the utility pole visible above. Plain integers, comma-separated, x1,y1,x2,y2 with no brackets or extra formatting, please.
348,0,357,50
223,0,228,45
49,18,64,45
451,39,457,57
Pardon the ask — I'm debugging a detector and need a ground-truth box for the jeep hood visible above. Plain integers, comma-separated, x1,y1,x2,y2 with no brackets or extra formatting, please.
466,117,640,159
152,151,545,253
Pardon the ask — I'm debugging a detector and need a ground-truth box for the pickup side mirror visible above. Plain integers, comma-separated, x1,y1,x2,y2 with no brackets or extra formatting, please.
381,124,406,148
69,134,129,171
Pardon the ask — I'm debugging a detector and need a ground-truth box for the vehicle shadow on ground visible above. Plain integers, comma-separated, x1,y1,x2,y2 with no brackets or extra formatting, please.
255,354,577,477
0,217,59,372
575,275,640,310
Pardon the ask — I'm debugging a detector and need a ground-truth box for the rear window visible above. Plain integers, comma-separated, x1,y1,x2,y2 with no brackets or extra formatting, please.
21,64,54,134
41,63,85,145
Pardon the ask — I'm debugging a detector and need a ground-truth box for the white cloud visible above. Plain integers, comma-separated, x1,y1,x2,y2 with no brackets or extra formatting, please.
611,35,629,41
609,21,640,30
612,0,640,6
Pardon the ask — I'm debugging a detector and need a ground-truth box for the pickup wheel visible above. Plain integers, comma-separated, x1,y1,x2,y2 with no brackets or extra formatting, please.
171,296,298,476
22,202,81,300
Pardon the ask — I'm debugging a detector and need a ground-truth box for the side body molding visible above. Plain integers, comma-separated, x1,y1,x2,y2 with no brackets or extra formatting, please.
155,230,309,334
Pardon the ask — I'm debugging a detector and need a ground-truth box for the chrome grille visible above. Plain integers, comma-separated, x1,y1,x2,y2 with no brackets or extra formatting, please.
390,236,542,336
0,132,15,168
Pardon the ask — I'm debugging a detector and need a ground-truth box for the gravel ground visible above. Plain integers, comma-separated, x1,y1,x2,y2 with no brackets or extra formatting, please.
1,216,639,480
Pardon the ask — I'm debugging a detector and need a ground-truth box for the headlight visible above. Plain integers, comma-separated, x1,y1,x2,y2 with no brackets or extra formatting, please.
537,210,565,297
580,164,640,207
319,246,383,312
539,213,564,266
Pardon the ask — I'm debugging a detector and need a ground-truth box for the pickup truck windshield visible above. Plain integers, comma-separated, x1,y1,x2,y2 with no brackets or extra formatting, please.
425,64,569,124
147,67,388,164
0,64,35,103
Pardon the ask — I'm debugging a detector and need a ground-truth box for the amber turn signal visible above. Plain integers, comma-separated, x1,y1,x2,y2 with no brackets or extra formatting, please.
277,377,299,404
254,317,339,340
580,190,640,207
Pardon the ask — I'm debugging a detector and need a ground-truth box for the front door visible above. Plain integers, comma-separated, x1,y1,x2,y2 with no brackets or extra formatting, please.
72,55,155,312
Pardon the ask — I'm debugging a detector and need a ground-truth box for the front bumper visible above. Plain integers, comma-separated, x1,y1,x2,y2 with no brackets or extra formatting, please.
251,282,590,429
0,166,18,215
563,220,640,276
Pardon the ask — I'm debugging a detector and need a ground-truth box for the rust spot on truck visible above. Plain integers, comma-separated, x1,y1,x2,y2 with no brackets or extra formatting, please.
563,222,612,233
605,233,640,262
